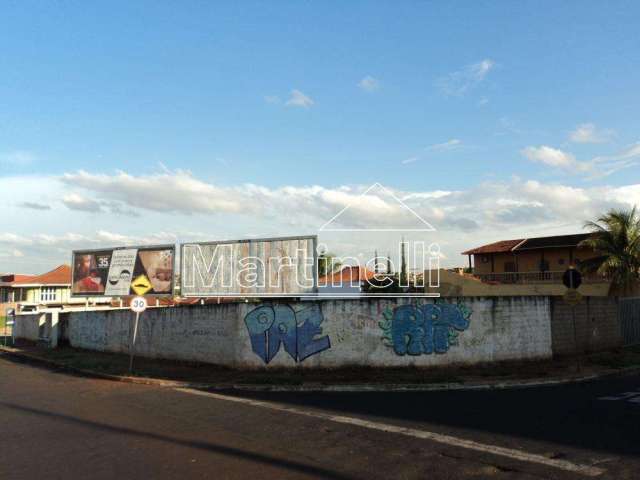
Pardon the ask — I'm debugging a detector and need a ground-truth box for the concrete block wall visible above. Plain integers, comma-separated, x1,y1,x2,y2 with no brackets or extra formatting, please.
54,297,554,368
550,296,622,355
12,313,45,341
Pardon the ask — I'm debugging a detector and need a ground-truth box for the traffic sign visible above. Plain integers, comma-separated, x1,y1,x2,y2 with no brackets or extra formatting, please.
562,268,582,290
130,296,148,313
131,274,152,296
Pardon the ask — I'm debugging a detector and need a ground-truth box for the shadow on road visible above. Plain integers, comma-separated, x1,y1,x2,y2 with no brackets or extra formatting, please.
213,375,640,458
0,400,353,480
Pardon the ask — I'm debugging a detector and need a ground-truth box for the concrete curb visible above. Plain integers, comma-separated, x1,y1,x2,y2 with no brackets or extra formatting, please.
2,346,640,393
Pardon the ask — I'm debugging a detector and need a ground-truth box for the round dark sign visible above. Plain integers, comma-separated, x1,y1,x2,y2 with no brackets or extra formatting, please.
562,268,582,289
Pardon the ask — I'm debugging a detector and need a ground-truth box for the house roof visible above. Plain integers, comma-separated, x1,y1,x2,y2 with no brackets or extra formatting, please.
461,239,524,255
319,265,376,284
462,233,591,255
515,233,591,251
0,274,37,284
11,265,72,286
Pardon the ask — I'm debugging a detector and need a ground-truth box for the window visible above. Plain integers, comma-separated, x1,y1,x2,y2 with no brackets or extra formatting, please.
40,287,57,302
558,258,565,265
504,261,516,272
481,255,489,263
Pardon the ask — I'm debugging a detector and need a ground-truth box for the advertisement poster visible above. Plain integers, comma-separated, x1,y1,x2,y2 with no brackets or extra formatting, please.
104,249,138,296
71,245,174,297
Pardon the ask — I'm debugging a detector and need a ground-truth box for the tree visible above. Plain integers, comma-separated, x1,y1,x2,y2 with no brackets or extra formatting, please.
317,251,342,277
579,207,640,291
374,250,379,274
400,238,408,286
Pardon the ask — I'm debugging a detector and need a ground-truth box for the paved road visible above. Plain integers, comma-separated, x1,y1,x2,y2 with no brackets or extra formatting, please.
0,355,639,479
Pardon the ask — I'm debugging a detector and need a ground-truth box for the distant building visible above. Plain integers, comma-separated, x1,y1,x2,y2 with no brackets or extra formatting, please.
0,265,110,314
462,233,605,284
318,265,375,296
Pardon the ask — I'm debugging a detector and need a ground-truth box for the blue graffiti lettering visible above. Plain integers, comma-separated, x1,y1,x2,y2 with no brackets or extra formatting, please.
380,303,471,355
244,304,331,363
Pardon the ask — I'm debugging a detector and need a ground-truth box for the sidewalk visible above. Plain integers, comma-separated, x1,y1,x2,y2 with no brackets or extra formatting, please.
2,341,640,392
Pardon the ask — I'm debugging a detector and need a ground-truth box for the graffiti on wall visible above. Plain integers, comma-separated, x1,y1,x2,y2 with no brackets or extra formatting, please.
379,302,471,355
244,304,331,364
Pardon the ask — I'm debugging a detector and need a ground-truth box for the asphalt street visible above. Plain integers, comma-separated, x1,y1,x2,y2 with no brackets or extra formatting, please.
1,354,639,479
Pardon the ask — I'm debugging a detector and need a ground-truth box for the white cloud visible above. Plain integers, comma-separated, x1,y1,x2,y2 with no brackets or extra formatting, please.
436,59,496,97
401,157,418,165
264,95,281,104
358,76,380,93
62,193,103,212
19,201,51,211
569,123,614,143
477,97,489,107
4,168,640,272
56,168,640,235
0,233,33,245
522,145,578,169
523,143,640,178
1,150,36,166
61,170,246,215
285,89,314,108
425,139,462,152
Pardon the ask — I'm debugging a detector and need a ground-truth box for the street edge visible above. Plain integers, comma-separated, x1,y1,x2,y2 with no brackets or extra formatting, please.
2,346,639,393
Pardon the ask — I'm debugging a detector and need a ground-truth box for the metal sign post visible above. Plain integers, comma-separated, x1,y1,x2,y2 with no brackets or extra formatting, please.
128,296,147,374
562,268,583,372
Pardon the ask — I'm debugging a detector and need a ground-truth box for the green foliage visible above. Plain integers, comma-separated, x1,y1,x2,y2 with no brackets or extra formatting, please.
580,207,640,291
317,251,342,277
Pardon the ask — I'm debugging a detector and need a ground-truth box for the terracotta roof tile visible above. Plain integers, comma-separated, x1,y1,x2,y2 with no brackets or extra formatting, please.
462,233,593,256
461,239,524,255
12,265,71,285
319,265,375,284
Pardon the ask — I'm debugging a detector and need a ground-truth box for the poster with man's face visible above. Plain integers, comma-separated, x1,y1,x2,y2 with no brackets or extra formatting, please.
71,246,174,297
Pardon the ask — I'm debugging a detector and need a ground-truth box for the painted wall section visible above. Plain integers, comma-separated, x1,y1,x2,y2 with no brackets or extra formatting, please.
14,297,554,368
244,304,330,363
379,303,471,355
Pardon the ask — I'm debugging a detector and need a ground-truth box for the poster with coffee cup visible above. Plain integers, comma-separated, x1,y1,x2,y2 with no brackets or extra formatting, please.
104,249,138,296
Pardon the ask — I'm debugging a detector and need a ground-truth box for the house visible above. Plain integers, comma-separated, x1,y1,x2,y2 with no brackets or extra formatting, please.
0,265,111,314
461,233,604,284
318,265,376,295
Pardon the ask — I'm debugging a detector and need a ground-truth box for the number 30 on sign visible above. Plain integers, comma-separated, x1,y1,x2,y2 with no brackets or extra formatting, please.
130,296,147,313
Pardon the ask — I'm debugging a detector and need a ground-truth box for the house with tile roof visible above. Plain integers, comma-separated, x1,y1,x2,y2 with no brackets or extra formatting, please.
461,233,606,284
0,265,110,315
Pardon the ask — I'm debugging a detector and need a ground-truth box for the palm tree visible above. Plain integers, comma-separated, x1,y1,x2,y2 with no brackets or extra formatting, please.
579,207,640,291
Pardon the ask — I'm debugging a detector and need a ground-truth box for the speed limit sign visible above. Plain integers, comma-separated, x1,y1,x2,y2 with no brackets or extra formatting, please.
130,296,147,313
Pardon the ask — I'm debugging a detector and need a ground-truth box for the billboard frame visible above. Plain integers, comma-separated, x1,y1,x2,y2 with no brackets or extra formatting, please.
179,235,318,298
70,243,177,298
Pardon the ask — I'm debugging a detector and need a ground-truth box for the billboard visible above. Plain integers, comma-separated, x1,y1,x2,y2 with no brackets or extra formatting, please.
71,245,175,297
181,235,317,297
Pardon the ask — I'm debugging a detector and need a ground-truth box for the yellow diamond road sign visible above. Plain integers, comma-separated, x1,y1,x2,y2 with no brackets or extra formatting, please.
131,274,152,296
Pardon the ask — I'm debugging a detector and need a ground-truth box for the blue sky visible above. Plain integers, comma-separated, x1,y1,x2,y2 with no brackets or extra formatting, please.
1,1,639,272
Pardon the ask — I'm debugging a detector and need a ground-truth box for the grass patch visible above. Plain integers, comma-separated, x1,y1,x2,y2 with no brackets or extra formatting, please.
586,347,640,369
7,343,640,387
